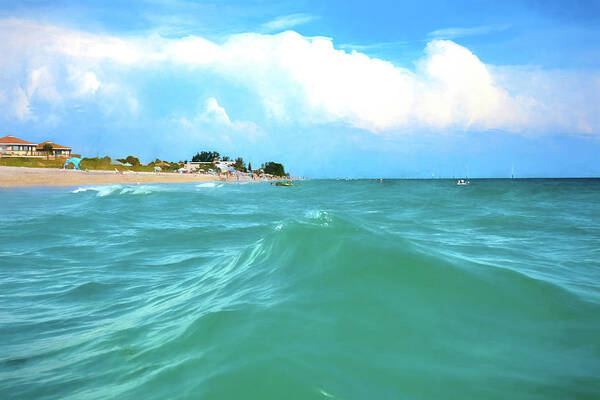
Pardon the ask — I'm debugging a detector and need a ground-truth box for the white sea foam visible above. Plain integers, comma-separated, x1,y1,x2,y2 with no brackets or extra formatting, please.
304,210,332,226
120,185,161,195
71,185,120,196
196,182,219,188
71,184,162,196
304,210,328,219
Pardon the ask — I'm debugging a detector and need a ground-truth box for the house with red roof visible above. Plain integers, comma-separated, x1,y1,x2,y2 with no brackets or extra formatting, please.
0,135,74,158
36,141,72,158
0,135,37,157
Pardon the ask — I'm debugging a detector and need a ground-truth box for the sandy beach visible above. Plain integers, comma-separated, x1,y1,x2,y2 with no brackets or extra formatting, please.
0,166,228,187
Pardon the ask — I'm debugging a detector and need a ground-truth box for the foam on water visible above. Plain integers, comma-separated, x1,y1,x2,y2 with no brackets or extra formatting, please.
72,184,167,196
304,209,332,226
196,182,220,188
71,184,172,197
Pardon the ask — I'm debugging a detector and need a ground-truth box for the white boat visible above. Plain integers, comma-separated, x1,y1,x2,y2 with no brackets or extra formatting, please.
457,179,470,185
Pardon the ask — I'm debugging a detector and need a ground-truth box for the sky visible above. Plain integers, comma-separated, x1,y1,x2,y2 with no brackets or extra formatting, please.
0,0,599,178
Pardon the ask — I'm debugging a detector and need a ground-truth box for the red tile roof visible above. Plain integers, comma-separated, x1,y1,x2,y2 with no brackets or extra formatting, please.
0,135,36,145
36,141,72,150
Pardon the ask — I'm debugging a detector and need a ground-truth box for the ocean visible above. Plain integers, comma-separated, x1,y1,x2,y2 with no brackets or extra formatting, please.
1,179,599,399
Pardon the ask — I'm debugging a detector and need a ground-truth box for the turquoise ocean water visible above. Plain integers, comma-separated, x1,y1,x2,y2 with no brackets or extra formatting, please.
1,179,599,399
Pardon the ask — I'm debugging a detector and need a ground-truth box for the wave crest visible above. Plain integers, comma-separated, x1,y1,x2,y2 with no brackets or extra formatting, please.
71,184,164,196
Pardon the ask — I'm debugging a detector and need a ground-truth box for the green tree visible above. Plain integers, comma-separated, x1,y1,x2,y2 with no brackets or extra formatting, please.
248,162,252,172
117,155,140,166
126,156,140,166
222,155,230,161
192,151,220,162
42,143,53,159
234,157,246,172
264,161,285,177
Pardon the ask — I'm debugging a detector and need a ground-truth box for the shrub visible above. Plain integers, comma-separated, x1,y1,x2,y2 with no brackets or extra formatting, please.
264,161,285,177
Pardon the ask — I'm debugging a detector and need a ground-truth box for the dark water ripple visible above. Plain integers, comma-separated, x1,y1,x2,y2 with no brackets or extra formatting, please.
1,179,599,399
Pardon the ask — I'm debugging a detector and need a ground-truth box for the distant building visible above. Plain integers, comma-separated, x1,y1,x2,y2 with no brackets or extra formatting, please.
0,135,37,157
185,159,235,172
215,162,239,173
0,135,74,158
184,162,207,172
36,141,72,158
212,157,235,166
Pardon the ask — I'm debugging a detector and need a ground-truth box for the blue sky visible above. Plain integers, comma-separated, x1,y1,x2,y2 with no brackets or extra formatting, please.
1,0,599,177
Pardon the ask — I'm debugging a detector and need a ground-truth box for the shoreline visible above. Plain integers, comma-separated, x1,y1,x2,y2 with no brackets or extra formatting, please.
0,166,256,188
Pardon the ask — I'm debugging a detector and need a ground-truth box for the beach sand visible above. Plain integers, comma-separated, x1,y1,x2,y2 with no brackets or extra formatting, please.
0,166,227,187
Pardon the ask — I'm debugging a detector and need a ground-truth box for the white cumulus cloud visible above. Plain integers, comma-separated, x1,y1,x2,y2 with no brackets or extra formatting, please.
165,31,593,134
0,18,598,135
178,97,260,134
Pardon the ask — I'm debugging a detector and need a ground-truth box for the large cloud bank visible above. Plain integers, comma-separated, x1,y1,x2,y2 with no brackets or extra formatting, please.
0,18,598,135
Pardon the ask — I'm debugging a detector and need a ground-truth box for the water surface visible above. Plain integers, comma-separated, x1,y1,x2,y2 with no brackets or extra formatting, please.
1,179,599,399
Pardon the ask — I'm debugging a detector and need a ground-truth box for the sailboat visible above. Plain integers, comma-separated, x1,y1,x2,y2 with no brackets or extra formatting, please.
457,166,470,185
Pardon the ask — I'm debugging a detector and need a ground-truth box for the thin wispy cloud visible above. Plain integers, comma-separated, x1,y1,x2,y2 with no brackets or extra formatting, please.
339,40,415,52
261,13,318,32
428,24,510,39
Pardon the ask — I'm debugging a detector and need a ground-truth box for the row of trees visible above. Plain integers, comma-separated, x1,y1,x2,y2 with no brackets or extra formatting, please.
190,150,287,176
192,151,220,162
79,152,288,176
191,151,234,163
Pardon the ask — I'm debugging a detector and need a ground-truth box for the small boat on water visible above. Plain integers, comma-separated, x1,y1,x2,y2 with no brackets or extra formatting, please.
273,181,293,186
457,179,470,185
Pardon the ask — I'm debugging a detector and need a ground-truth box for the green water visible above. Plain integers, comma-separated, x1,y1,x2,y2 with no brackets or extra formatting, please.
1,179,599,399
